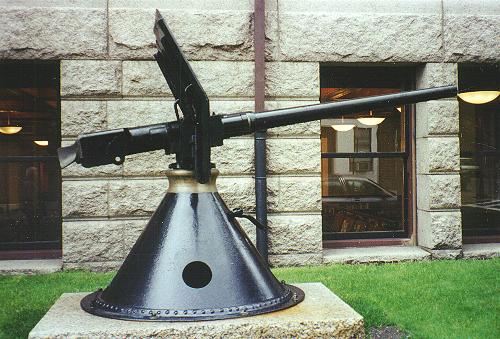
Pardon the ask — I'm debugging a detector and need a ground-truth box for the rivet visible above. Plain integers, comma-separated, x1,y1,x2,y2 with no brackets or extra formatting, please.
174,311,178,315
235,307,239,311
165,310,169,315
210,309,215,314
157,311,161,315
183,310,188,315
193,310,197,314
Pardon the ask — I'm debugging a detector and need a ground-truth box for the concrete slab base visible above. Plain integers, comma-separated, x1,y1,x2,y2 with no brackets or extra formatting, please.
29,283,364,339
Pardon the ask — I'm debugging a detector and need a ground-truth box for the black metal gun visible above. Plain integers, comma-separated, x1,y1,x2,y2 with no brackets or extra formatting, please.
59,11,458,184
63,11,460,322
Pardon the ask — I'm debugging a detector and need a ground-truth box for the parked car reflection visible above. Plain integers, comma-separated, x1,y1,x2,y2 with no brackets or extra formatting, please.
322,175,402,233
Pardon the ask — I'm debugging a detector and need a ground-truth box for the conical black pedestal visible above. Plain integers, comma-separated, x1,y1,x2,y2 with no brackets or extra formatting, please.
81,169,304,321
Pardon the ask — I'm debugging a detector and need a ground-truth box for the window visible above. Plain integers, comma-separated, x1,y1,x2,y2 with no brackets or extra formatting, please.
320,66,413,240
0,61,61,255
459,64,500,240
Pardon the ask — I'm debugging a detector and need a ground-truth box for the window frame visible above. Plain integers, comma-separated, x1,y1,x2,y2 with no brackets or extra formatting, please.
320,65,415,242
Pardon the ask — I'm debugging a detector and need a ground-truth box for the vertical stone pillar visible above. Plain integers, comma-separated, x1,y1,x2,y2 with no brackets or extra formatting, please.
415,63,462,258
264,62,323,267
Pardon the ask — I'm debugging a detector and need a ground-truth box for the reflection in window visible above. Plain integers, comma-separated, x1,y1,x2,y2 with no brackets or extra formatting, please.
0,61,61,252
459,64,500,238
320,67,411,239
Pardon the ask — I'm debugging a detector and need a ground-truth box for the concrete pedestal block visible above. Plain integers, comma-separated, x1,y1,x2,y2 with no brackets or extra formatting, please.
29,283,364,339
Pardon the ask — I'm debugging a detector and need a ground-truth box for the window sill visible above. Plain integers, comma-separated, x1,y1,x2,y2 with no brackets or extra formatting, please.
323,245,430,264
0,259,61,275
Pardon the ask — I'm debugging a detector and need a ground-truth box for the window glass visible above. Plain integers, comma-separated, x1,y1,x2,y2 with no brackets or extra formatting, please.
0,61,61,251
459,64,500,237
320,66,411,240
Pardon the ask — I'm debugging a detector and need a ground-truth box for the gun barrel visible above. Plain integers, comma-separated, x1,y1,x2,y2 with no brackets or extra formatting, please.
221,85,457,138
58,122,176,168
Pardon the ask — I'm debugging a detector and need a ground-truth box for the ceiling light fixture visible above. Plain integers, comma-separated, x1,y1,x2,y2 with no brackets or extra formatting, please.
458,91,500,104
34,140,49,146
331,116,355,132
357,110,385,126
0,112,22,135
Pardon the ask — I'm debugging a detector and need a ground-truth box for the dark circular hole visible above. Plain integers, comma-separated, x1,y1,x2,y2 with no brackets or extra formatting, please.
182,261,212,288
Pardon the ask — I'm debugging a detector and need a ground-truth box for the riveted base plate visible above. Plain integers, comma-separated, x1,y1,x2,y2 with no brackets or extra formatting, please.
81,284,304,321
29,283,365,339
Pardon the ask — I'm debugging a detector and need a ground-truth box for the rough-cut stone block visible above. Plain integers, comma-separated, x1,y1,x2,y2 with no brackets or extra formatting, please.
265,62,319,98
29,284,364,339
210,100,254,115
417,174,461,210
107,100,176,128
63,261,123,272
417,210,462,249
267,138,321,174
276,12,442,62
443,0,500,15
122,61,168,96
217,176,256,212
123,151,175,177
109,8,253,60
265,100,320,136
462,243,500,259
277,0,443,14
416,100,459,137
109,0,256,11
268,176,321,212
443,15,500,62
269,253,323,267
63,220,140,263
62,162,122,178
122,61,254,97
416,137,460,173
416,63,458,88
212,139,254,175
61,61,122,97
61,140,123,178
61,101,107,137
108,179,167,217
323,246,431,264
62,181,108,217
0,4,106,59
427,249,463,259
268,214,322,255
235,217,257,245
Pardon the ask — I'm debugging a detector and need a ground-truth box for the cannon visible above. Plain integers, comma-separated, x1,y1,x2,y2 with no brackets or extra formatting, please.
59,11,461,321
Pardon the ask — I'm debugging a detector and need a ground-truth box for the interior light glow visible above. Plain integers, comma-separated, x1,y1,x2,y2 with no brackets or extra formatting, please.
458,91,500,104
34,140,49,146
357,117,385,126
331,124,355,132
0,126,22,134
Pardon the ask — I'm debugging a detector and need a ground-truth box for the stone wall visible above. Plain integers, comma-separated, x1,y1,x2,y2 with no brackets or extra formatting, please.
1,0,499,269
416,64,463,258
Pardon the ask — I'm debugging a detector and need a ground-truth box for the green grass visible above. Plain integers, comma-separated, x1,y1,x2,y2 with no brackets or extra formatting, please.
0,259,498,339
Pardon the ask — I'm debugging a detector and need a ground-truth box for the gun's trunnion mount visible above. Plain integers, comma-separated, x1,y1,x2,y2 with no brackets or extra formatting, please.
58,11,459,321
